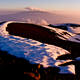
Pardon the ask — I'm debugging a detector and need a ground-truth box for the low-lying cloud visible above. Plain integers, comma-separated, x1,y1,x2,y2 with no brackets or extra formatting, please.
26,18,48,25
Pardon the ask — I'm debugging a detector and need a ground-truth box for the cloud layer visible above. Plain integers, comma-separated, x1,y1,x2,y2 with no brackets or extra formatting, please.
25,7,47,12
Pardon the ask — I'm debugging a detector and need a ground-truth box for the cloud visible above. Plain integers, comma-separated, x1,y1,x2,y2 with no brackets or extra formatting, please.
26,18,48,25
39,19,48,25
25,7,47,12
26,19,35,23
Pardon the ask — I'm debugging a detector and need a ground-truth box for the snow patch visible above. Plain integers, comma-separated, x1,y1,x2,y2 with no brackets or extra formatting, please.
59,65,75,74
45,25,80,43
68,27,80,34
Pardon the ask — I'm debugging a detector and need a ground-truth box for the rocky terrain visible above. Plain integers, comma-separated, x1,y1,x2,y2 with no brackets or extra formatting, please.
0,22,80,80
0,50,75,80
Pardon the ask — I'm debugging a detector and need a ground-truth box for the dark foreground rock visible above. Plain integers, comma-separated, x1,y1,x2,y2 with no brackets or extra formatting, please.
0,50,75,80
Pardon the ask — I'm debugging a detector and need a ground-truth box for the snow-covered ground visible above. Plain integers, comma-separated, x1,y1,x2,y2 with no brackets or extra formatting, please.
54,23,80,34
1,21,80,74
68,26,80,34
44,25,80,43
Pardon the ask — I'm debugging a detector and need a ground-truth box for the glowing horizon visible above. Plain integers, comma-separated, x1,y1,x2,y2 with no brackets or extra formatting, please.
0,0,80,18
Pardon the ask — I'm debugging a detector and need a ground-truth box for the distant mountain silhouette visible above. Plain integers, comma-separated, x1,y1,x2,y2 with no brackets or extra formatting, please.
0,8,80,24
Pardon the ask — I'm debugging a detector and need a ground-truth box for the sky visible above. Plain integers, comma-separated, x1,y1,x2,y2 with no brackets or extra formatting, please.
0,0,80,12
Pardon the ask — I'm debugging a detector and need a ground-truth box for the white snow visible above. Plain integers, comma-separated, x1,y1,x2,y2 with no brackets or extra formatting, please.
56,23,80,34
68,26,80,34
0,21,76,74
59,65,75,74
44,25,80,43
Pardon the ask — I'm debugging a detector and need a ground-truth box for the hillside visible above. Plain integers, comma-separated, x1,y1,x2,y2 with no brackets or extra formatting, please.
0,21,80,79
